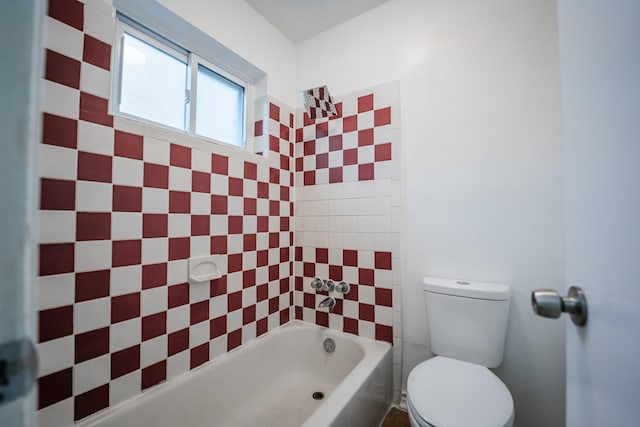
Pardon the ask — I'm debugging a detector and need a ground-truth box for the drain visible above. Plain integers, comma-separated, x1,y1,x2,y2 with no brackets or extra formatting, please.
312,391,325,400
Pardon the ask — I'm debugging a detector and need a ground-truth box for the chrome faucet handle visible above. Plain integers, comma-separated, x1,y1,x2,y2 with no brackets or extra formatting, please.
324,279,336,292
318,296,336,310
335,281,350,294
310,277,323,291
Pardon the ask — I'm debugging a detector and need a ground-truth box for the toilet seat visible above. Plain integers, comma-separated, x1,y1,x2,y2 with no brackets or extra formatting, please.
407,356,514,427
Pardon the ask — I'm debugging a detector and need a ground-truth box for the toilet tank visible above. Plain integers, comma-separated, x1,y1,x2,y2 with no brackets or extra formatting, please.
423,277,511,368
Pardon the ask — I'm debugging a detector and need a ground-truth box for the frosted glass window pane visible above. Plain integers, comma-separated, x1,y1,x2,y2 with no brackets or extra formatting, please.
196,65,244,147
119,33,188,130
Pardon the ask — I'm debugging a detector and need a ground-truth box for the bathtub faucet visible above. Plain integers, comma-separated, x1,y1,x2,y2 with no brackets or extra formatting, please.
318,296,336,311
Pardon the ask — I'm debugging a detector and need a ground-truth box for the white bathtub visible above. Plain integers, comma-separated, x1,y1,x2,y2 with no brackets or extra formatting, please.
80,320,393,427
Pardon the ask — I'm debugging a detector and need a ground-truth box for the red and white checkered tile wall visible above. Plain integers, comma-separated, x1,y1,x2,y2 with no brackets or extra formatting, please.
37,1,295,424
293,83,402,394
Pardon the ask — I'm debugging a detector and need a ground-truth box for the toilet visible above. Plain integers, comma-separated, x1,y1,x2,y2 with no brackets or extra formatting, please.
407,277,515,427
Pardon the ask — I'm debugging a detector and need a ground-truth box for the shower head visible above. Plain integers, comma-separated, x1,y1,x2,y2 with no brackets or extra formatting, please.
299,85,338,119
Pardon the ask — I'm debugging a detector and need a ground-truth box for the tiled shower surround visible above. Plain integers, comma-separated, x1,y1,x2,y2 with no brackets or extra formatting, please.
36,0,400,425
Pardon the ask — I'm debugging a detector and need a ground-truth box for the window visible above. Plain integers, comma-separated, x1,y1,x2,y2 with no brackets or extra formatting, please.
113,16,250,149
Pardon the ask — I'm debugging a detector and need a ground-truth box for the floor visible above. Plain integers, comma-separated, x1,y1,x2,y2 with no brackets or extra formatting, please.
381,407,411,427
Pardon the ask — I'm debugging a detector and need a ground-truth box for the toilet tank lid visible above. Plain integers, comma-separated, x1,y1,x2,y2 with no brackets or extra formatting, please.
422,276,511,300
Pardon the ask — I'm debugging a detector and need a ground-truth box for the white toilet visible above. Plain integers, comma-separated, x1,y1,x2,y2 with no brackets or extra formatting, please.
407,277,515,427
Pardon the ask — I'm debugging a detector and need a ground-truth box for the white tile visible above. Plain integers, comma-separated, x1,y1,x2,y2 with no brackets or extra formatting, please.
75,241,112,272
111,212,142,240
190,236,209,257
166,305,190,333
358,320,375,340
210,335,227,361
167,260,188,286
191,149,211,172
37,274,74,310
227,310,243,332
82,0,114,17
392,206,402,232
228,157,243,178
110,318,141,352
358,180,375,198
73,354,110,394
39,211,75,244
342,131,358,150
343,165,358,182
242,323,257,344
359,250,375,269
114,116,144,135
374,232,393,252
358,198,375,216
143,137,170,165
83,4,114,44
169,167,191,191
141,335,167,368
189,281,209,303
37,397,73,427
166,352,190,381
39,144,77,181
45,16,83,61
375,179,393,198
375,197,393,216
142,188,168,213
112,157,143,187
358,215,375,233
375,306,393,326
244,179,257,199
168,214,190,237
191,193,210,215
142,238,168,264
76,181,112,212
37,336,74,377
358,232,374,250
211,174,228,195
392,285,402,312
189,322,209,347
141,287,168,317
375,161,393,179
393,311,402,337
392,180,401,207
110,265,142,296
43,80,79,120
359,110,375,129
74,297,110,333
80,62,110,99
110,371,141,407
211,215,228,235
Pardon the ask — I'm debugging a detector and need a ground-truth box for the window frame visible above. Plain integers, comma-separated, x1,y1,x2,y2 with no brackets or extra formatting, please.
111,14,253,151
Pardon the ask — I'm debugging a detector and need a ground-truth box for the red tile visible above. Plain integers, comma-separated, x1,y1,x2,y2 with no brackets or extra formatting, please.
112,240,141,267
78,151,112,183
141,360,166,390
114,130,143,160
256,284,268,302
315,248,328,263
343,249,358,267
375,288,393,307
243,234,256,252
211,195,228,214
142,312,166,341
328,135,343,152
295,246,302,262
79,92,112,127
257,182,269,199
358,128,374,146
142,263,167,289
228,177,243,196
40,178,75,210
269,232,279,249
375,324,393,343
227,329,242,351
228,291,242,312
316,311,329,327
168,328,189,356
38,305,73,343
211,154,228,175
343,115,357,133
242,269,256,289
83,34,111,71
143,214,168,238
343,148,358,166
303,292,314,309
269,135,279,152
256,317,268,336
295,157,303,172
168,283,189,308
242,305,256,325
295,128,303,143
244,198,257,215
192,171,210,193
254,120,263,137
269,200,279,216
75,327,109,363
280,308,290,325
190,343,209,369
75,270,110,302
111,292,140,323
210,276,227,297
359,303,375,322
169,191,190,213
111,345,140,379
294,306,303,320
316,122,329,139
210,235,227,255
228,216,243,234
329,167,343,184
358,94,374,113
228,253,243,273
279,277,290,294
191,215,210,236
269,167,280,184
290,113,294,128
280,248,290,263
375,251,393,270
256,250,269,268
280,154,290,171
143,163,169,189
345,283,359,302
38,367,72,409
304,170,316,186
112,185,142,212
269,103,280,121
359,268,375,286
303,262,316,277
358,163,375,181
210,315,227,339
48,0,83,31
76,212,110,241
45,49,80,89
170,144,191,168
316,153,328,169
374,107,392,126
268,265,279,282
42,113,77,148
343,317,359,335
169,237,190,260
303,112,314,126
74,384,109,421
39,243,74,276
280,123,290,140
280,186,290,202
375,143,392,162
190,300,209,325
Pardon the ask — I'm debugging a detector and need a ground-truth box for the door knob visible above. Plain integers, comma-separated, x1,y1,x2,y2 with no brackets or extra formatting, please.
531,286,587,326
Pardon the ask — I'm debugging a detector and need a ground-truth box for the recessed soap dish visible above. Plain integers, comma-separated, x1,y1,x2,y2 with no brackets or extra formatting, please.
189,255,223,282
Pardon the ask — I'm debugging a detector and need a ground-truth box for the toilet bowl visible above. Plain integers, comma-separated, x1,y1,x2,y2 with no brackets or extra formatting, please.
407,357,514,427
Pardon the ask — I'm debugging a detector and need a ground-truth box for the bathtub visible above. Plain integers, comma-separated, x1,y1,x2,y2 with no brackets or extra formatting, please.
80,320,393,427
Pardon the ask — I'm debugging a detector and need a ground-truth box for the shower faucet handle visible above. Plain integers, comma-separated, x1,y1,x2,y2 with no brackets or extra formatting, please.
310,278,323,291
324,279,336,292
335,281,350,295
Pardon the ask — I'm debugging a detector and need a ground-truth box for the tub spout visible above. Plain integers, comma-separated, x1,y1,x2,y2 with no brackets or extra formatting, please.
318,296,336,310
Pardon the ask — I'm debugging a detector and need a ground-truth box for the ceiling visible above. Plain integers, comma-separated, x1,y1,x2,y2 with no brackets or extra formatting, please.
245,0,390,43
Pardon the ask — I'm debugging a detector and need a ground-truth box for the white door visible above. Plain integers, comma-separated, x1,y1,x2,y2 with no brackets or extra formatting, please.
557,1,640,426
0,0,43,425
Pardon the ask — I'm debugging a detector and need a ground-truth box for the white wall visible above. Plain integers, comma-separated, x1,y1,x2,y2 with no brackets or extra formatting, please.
297,1,566,426
158,0,297,106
